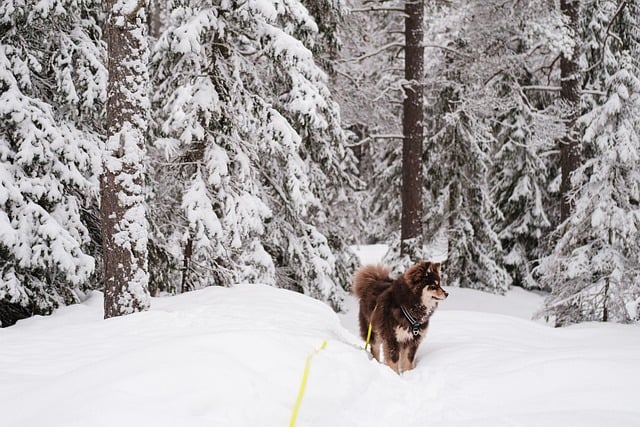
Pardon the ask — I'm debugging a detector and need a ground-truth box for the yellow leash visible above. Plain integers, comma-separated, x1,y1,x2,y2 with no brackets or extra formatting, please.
288,340,327,427
364,303,377,351
289,306,378,426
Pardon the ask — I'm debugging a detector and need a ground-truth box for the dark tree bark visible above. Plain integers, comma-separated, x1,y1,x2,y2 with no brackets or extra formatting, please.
401,0,425,258
181,238,193,294
559,0,582,221
148,0,165,39
102,0,151,318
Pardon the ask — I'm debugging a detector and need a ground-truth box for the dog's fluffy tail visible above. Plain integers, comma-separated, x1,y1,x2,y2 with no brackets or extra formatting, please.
353,264,391,299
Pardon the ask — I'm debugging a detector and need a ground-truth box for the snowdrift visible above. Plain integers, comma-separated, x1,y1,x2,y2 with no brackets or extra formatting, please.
1,284,639,427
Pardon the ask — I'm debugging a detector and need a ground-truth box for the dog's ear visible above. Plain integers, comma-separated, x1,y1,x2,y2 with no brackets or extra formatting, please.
405,261,441,283
404,261,430,284
429,262,441,275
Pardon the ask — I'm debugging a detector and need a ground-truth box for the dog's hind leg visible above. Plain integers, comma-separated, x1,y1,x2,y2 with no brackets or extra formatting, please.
370,337,381,362
358,307,369,341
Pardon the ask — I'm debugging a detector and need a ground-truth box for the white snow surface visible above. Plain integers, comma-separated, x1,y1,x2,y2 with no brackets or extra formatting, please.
1,246,639,426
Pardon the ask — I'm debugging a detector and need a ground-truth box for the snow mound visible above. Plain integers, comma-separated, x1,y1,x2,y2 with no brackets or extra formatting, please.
2,284,639,426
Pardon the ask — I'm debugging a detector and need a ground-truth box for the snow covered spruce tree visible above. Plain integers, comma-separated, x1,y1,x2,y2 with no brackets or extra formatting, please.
537,0,640,324
491,98,557,289
149,0,358,309
102,0,151,318
487,3,566,289
0,0,105,326
420,0,574,293
419,1,536,293
424,82,511,292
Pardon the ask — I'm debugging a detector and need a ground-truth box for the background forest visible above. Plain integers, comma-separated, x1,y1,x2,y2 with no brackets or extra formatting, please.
1,0,639,327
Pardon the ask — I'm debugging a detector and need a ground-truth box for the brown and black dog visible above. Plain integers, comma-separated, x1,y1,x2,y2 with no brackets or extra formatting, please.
353,261,447,374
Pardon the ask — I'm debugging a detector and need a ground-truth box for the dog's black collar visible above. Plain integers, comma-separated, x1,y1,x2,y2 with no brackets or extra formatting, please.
400,305,422,337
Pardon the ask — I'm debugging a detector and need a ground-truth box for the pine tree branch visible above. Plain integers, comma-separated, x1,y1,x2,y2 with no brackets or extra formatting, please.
583,89,608,96
346,42,404,62
544,54,561,85
584,0,628,73
521,85,606,96
342,42,471,62
483,69,507,86
373,83,405,102
353,134,404,146
521,85,562,92
371,134,404,139
351,6,407,15
334,69,359,86
258,168,298,219
422,44,473,59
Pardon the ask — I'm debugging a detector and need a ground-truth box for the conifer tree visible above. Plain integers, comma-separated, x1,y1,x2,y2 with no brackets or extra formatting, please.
491,99,555,288
424,84,512,292
0,0,105,325
149,0,357,309
487,3,566,289
421,1,549,292
538,0,640,324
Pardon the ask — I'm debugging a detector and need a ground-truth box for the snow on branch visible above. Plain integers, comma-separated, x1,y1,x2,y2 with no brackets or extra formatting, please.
350,6,407,16
521,85,607,96
342,42,471,63
342,42,404,62
350,134,404,147
584,0,629,73
422,43,474,59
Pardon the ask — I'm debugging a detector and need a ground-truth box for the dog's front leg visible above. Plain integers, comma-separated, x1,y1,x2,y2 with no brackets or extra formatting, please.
384,341,401,374
399,341,419,373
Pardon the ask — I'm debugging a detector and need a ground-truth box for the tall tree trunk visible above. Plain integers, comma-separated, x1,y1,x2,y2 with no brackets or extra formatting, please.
148,0,166,39
559,0,581,221
401,0,425,259
102,0,151,318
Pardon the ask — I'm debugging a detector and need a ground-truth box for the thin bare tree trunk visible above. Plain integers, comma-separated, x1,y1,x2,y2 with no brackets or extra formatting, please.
559,0,581,221
181,238,193,294
401,0,425,258
102,0,151,318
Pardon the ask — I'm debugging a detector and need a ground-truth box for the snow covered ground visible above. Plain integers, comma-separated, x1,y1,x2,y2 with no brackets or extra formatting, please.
1,247,639,426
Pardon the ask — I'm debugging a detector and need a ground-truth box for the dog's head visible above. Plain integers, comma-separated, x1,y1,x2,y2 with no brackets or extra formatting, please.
404,261,448,305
